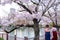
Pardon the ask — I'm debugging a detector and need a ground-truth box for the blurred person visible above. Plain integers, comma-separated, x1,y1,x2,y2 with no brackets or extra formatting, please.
24,37,28,40
51,25,58,40
45,25,50,40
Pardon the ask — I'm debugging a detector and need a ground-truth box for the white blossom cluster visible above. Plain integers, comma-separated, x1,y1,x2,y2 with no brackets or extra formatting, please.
0,0,60,27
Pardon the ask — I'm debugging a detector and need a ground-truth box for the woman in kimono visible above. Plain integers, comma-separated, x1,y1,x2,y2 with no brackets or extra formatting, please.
51,25,58,40
45,25,50,40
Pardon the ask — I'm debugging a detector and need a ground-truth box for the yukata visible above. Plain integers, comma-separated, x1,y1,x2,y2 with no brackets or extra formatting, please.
45,28,50,40
51,27,58,40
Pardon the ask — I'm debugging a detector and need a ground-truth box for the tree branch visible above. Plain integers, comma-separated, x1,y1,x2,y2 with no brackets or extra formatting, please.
4,24,34,33
53,2,60,7
48,11,52,17
42,0,56,16
44,15,54,22
14,1,32,14
38,19,41,23
31,0,39,5
46,0,52,7
4,25,24,33
4,27,17,33
35,5,39,13
39,0,41,3
40,1,46,7
19,10,26,12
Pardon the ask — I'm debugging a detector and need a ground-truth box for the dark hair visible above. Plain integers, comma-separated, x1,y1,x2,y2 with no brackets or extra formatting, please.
45,25,49,28
53,24,55,27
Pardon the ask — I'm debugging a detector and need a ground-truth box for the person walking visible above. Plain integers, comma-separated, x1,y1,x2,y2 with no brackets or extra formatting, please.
51,25,58,40
45,25,50,40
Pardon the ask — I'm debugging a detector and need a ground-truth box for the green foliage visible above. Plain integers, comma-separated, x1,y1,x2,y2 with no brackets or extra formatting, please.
0,26,2,28
58,24,60,26
7,24,15,30
39,24,42,28
0,37,4,40
49,22,53,27
20,27,26,31
0,24,2,28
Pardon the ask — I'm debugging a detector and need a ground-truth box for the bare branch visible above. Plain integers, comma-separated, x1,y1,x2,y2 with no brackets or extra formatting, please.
52,2,60,12
48,11,52,17
39,0,41,3
4,25,24,33
35,5,39,13
13,0,16,2
31,0,39,5
40,1,46,7
53,2,60,7
31,0,40,13
19,10,26,12
42,0,56,15
4,27,17,33
4,24,34,33
38,19,41,23
47,0,52,7
17,2,32,14
14,1,32,14
44,15,54,22
42,0,56,16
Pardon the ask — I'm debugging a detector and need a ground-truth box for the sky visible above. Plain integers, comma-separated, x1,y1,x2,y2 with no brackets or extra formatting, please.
0,1,19,18
0,5,8,18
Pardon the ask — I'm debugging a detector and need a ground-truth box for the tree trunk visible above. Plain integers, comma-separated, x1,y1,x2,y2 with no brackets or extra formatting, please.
33,18,40,40
6,33,8,40
34,23,39,40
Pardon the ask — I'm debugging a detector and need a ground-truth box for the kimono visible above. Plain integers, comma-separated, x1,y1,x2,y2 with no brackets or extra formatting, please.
51,27,58,40
45,28,50,40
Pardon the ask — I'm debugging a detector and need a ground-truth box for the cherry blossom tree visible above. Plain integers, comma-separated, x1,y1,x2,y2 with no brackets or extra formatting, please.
0,0,60,40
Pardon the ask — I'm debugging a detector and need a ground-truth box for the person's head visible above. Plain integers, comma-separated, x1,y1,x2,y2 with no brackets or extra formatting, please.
45,25,49,28
53,24,55,27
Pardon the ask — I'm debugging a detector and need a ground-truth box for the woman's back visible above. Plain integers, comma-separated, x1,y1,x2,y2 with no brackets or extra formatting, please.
45,25,50,40
51,27,58,40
